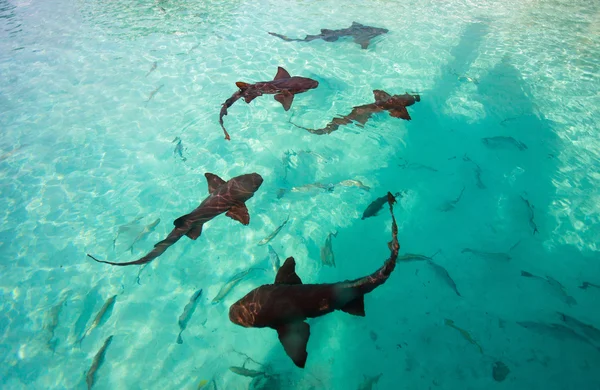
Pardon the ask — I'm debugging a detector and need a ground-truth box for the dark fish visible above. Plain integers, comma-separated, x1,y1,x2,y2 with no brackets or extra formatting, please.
520,271,577,306
219,66,318,140
212,268,260,304
258,215,290,246
520,195,539,234
176,288,203,344
320,231,338,267
291,90,420,135
86,335,113,390
335,180,370,192
482,136,527,151
126,218,161,254
229,193,401,368
269,22,388,50
228,366,265,378
461,248,511,262
145,61,157,77
444,319,483,353
45,295,68,352
78,295,117,345
357,373,383,390
87,172,263,266
146,84,164,103
268,245,281,273
580,281,600,290
112,216,143,250
362,192,401,220
439,185,465,212
557,312,600,343
426,259,461,297
398,158,438,172
172,137,187,162
277,182,335,199
517,321,598,350
462,155,485,189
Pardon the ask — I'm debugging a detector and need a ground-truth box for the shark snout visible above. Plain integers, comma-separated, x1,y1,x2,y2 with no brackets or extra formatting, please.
229,302,252,327
245,173,264,192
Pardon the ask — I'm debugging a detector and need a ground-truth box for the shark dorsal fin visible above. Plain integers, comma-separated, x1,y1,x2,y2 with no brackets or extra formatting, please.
351,22,364,27
274,67,291,80
275,257,302,285
276,321,310,368
373,90,392,102
205,172,226,193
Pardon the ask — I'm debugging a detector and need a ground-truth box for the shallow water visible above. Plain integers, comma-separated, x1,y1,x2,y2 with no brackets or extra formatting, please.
1,0,599,389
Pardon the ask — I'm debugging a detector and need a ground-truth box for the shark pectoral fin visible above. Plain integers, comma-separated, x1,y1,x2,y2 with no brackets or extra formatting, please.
274,67,291,80
205,172,226,193
226,203,250,225
185,225,203,240
244,94,259,104
356,38,370,49
322,35,339,42
373,90,392,101
174,213,191,227
236,81,250,90
276,321,310,368
275,257,303,284
389,107,411,120
274,91,294,111
340,296,366,316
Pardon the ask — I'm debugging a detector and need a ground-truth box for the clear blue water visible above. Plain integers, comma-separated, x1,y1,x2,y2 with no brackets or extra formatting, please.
1,0,599,388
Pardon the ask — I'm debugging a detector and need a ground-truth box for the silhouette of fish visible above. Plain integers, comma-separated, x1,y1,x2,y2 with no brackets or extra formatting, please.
86,335,113,390
268,22,388,49
176,288,203,344
219,67,318,140
362,192,401,220
87,172,263,266
291,90,420,135
229,192,400,368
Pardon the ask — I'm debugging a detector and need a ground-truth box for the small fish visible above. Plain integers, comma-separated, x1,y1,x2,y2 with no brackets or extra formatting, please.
188,43,201,53
176,288,203,344
444,319,483,354
172,137,187,162
439,185,465,212
397,250,440,262
212,269,259,304
267,245,281,273
357,373,383,390
461,248,511,262
277,182,335,198
78,295,117,345
462,155,485,189
258,216,290,246
113,216,143,250
45,295,68,352
398,158,438,172
145,61,157,77
579,281,600,290
197,379,208,389
320,231,337,267
86,335,113,390
517,321,597,349
336,179,370,192
362,192,401,220
520,195,539,234
126,218,161,254
482,136,527,151
520,271,577,306
229,366,266,378
426,259,461,296
557,312,600,343
457,75,479,84
146,84,164,103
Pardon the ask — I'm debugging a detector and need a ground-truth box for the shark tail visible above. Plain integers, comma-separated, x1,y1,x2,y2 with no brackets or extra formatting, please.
87,227,185,266
219,90,244,140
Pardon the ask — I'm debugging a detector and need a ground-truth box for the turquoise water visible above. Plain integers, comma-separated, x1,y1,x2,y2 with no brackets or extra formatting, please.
1,0,600,388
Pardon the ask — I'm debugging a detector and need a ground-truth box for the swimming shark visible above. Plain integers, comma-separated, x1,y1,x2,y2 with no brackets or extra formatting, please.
87,172,263,266
219,66,319,140
229,192,400,368
268,22,389,50
291,90,420,135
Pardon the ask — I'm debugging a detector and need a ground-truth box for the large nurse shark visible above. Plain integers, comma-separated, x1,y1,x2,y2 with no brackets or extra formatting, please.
219,66,319,140
291,90,420,135
268,22,389,49
87,172,263,266
229,192,400,368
